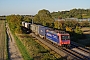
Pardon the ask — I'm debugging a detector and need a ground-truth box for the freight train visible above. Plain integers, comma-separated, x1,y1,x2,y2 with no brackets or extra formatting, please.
22,22,70,47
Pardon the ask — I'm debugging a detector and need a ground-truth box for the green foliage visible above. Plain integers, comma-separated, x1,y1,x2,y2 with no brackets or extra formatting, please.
54,20,81,31
64,21,73,27
74,26,83,34
34,9,54,26
64,20,79,28
13,34,32,60
80,20,90,27
51,8,90,19
18,34,61,60
54,21,58,29
15,26,22,33
7,15,32,59
66,27,73,32
6,15,23,33
54,21,63,30
23,16,32,22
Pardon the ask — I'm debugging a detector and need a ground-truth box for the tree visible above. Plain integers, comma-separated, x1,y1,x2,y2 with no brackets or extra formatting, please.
23,16,32,22
34,9,54,26
79,20,90,27
64,21,73,27
74,26,82,34
34,14,40,24
6,15,23,33
54,21,63,30
71,20,79,27
66,27,73,32
82,20,90,27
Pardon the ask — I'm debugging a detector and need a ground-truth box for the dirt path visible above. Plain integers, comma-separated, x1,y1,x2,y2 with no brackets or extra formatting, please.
6,24,23,60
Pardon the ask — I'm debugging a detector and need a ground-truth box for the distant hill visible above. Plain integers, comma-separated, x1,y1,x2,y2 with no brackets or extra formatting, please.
51,8,90,19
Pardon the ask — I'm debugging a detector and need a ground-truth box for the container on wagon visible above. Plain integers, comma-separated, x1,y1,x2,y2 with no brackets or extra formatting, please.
30,24,39,35
25,22,28,28
25,22,31,29
39,26,48,38
34,25,39,35
22,21,25,26
46,30,60,45
27,23,31,29
30,24,36,33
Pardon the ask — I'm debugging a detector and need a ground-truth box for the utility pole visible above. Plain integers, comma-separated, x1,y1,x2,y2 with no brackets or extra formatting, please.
58,18,59,29
32,15,33,24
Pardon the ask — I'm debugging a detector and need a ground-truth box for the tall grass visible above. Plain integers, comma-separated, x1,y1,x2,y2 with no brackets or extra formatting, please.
12,33,33,60
4,20,9,60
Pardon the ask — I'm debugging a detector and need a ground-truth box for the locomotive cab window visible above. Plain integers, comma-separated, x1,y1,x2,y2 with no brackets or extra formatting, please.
61,35,70,40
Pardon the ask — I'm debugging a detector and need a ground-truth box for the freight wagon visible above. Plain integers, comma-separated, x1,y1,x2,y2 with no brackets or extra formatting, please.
30,24,39,35
21,22,31,33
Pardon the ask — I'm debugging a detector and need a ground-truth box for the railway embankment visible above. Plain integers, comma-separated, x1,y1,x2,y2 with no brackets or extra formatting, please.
6,23,24,60
16,33,64,60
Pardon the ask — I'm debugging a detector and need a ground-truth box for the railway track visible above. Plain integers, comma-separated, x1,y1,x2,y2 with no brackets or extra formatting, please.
45,38,86,60
71,41,90,54
31,33,90,60
45,38,90,60
71,42,90,60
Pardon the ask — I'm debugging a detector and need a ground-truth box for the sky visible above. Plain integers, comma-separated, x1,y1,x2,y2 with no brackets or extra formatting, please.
0,0,90,15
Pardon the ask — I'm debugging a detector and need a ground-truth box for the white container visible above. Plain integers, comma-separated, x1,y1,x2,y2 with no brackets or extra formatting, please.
25,22,31,29
30,24,39,35
22,22,25,26
25,22,28,28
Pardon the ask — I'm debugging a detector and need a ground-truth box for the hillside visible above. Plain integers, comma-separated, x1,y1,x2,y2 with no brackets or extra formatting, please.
51,8,90,19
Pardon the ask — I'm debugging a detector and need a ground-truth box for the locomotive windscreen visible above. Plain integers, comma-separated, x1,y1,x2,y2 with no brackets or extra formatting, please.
61,35,70,40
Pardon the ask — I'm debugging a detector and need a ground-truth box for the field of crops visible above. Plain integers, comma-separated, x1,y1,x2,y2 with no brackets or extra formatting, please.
0,20,7,60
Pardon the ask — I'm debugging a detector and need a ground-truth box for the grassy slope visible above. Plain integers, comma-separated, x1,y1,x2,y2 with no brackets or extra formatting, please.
11,33,32,60
17,34,63,60
8,22,32,60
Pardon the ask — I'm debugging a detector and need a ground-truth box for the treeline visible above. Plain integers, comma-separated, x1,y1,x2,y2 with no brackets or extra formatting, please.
54,20,90,30
51,8,90,19
6,9,90,34
7,15,23,33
